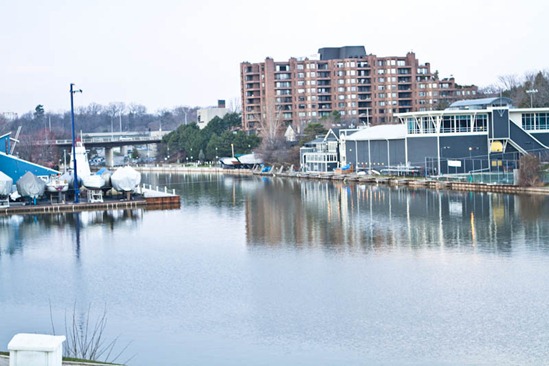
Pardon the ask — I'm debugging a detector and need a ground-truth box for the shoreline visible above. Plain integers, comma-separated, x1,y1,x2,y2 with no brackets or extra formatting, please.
134,164,549,195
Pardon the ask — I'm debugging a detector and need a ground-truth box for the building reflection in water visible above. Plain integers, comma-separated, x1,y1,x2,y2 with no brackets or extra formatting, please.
0,209,143,257
245,177,549,254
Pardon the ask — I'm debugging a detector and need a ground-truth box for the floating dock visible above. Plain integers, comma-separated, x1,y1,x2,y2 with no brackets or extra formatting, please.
0,186,180,217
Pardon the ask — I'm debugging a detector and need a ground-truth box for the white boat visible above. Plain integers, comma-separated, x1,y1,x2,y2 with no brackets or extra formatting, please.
82,174,106,190
0,171,13,196
69,139,92,187
16,171,46,200
219,153,262,169
111,166,141,192
46,176,69,193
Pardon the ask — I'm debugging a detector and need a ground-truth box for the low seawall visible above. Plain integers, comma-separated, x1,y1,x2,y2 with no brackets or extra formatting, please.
137,164,549,196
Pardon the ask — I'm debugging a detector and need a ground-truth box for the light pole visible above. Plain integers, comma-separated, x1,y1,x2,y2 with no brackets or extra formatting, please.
526,89,538,108
70,83,82,203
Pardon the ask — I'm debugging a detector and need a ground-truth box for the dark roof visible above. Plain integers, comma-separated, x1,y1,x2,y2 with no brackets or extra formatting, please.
318,46,366,60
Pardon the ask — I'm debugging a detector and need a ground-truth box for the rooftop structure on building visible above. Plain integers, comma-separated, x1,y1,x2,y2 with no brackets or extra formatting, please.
241,46,478,134
447,97,513,110
197,100,229,130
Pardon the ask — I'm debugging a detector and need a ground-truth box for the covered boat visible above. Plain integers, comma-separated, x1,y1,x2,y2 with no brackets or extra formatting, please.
0,171,13,196
111,166,141,192
16,171,46,201
82,174,106,190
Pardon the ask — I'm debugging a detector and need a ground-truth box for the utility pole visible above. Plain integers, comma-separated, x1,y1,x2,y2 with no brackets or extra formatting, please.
526,89,538,108
70,83,82,203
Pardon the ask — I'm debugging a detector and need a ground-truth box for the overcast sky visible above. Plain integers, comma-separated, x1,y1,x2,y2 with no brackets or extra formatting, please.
1,0,547,116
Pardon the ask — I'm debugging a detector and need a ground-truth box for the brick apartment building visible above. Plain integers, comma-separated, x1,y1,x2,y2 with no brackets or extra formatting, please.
240,46,478,133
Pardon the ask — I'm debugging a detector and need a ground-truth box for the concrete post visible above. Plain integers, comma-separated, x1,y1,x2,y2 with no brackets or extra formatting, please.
8,333,66,366
105,147,114,167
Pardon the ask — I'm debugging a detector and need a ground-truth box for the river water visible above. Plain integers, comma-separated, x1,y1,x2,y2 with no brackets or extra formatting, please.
1,172,549,365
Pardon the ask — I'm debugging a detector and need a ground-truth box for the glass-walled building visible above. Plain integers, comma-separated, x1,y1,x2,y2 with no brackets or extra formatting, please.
342,97,549,175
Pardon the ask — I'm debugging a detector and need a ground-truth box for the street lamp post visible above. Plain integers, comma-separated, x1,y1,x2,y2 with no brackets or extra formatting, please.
526,89,538,108
70,83,82,203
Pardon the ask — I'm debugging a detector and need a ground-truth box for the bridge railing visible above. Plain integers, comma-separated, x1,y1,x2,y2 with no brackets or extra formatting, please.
52,136,163,145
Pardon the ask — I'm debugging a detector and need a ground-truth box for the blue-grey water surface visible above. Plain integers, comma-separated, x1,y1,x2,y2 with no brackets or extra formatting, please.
1,173,549,365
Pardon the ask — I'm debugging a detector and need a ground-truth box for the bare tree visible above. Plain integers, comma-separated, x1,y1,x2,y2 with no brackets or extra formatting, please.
259,103,285,145
518,154,542,187
106,102,126,133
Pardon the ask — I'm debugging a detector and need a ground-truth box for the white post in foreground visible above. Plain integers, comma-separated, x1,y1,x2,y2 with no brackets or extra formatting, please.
8,333,66,366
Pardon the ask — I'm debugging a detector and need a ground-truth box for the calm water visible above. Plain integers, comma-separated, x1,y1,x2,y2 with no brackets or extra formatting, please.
1,173,549,365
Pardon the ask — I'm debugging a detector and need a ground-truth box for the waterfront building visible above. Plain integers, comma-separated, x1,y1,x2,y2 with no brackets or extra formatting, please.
342,97,549,175
240,46,477,134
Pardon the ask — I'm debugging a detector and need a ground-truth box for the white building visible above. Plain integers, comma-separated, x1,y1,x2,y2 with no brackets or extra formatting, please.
197,100,229,129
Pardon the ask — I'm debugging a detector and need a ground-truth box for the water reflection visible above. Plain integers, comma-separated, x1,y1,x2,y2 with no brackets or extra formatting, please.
245,177,549,254
0,209,143,257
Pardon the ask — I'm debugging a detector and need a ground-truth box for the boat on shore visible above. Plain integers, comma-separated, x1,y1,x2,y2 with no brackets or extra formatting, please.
111,166,141,192
45,176,69,193
16,172,46,203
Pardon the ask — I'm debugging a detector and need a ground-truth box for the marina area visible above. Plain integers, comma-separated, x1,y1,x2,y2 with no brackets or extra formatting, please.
2,172,549,366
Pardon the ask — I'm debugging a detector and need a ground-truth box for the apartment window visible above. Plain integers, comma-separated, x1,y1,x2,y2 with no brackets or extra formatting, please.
397,60,405,66
276,64,289,72
338,102,345,108
275,82,291,88
306,63,316,69
297,80,305,86
378,77,385,82
336,62,344,68
337,70,345,76
377,60,385,66
377,69,385,74
338,79,345,85
348,70,356,76
338,95,345,100
307,71,316,78
378,93,386,98
338,87,345,92
297,72,305,78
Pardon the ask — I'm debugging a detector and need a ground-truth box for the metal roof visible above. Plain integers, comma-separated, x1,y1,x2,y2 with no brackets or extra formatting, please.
346,124,406,141
449,97,513,109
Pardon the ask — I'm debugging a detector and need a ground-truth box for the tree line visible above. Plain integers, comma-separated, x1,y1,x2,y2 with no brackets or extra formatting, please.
161,113,261,162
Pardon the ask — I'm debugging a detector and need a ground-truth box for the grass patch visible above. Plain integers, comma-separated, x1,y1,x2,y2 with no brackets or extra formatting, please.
0,350,121,364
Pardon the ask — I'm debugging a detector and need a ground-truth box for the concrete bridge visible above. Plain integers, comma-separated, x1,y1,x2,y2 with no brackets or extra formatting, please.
52,131,170,166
